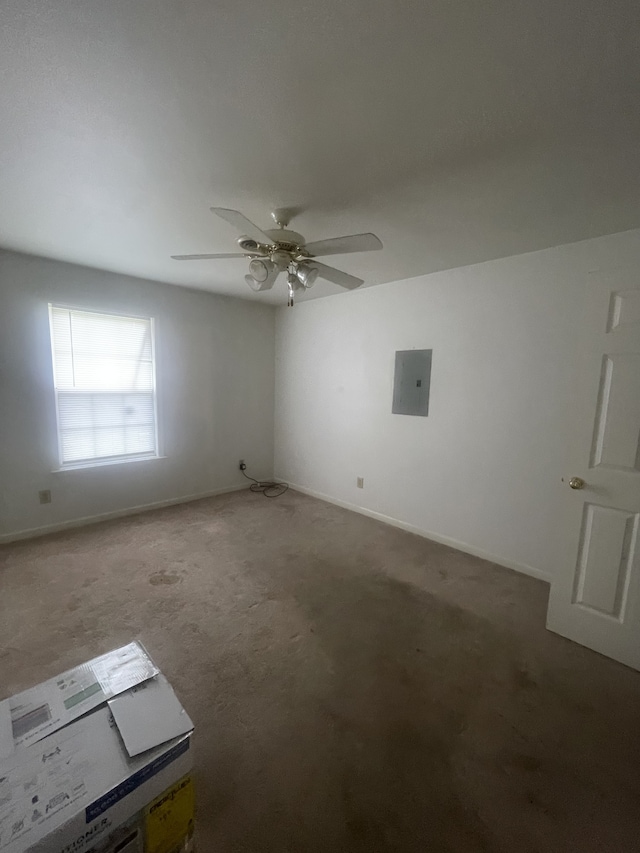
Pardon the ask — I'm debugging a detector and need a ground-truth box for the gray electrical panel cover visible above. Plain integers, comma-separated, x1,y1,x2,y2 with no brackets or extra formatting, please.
392,349,432,416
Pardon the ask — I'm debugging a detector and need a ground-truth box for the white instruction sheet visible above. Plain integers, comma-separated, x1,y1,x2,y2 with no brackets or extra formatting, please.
108,675,193,757
0,715,94,851
0,643,158,753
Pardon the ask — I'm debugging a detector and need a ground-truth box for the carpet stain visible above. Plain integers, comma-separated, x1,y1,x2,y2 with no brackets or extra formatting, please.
511,754,542,772
149,570,182,586
512,665,538,690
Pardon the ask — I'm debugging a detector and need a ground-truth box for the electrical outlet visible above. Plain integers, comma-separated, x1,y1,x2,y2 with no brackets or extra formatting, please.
357,477,364,489
239,459,247,471
39,489,52,504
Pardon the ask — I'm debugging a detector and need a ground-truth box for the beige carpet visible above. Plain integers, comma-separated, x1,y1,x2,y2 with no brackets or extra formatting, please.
1,489,640,852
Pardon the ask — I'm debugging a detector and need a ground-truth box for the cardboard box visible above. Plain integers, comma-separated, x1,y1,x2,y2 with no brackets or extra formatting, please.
79,772,195,853
0,644,194,853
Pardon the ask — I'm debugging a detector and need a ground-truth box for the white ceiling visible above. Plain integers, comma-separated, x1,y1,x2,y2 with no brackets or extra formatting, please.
1,0,639,304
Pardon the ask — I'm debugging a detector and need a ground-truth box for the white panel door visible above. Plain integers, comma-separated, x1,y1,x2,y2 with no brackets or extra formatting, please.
547,271,640,670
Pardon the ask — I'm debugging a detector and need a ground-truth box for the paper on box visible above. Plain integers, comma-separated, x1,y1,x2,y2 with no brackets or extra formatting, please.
0,646,194,853
0,642,159,754
108,675,193,758
0,705,192,853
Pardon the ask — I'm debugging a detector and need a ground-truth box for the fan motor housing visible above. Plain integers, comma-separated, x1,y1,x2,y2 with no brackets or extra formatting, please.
265,228,305,248
237,236,259,252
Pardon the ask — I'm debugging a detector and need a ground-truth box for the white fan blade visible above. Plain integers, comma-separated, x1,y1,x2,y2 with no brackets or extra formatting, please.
210,207,274,245
304,232,382,257
313,261,364,290
171,253,247,260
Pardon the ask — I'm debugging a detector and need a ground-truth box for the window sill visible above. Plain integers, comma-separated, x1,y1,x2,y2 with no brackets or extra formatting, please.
52,455,167,473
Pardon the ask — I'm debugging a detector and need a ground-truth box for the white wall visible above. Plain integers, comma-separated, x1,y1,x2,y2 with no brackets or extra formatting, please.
274,229,640,582
0,250,275,541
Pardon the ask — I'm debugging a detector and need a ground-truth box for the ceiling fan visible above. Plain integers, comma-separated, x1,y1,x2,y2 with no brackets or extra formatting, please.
171,207,383,306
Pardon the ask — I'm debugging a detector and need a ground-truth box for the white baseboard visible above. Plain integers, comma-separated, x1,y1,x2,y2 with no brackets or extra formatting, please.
279,479,552,584
0,484,248,544
3,479,553,585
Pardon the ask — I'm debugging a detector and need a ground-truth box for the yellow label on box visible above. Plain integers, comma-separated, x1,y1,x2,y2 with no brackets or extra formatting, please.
144,774,195,853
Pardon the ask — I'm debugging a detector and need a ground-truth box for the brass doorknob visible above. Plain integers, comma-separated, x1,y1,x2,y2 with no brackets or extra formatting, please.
569,477,586,490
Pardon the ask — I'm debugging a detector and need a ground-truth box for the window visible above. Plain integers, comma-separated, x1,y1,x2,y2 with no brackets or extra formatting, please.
49,305,158,467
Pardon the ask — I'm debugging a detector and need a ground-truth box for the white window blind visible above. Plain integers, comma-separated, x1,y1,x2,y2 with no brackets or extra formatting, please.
49,306,158,467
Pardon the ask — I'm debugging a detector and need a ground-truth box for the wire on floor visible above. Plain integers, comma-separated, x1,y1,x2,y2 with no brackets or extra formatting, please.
242,468,289,498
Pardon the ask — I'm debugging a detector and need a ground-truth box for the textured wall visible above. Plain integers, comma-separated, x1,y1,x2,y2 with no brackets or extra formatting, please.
0,250,275,539
275,229,640,581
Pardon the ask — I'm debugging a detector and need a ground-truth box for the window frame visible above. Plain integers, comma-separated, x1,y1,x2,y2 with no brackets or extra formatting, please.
48,303,160,471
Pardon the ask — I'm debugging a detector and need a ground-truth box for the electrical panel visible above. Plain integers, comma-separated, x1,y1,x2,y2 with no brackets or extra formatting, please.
392,349,432,416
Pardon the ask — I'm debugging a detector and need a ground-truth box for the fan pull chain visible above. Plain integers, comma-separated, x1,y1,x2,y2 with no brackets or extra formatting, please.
287,266,296,307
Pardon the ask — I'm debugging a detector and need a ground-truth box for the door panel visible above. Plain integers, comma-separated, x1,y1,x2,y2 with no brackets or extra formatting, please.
573,503,638,618
547,270,640,670
608,289,640,331
590,354,640,471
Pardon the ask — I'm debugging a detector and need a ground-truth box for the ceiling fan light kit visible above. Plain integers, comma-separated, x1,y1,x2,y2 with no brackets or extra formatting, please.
296,262,318,288
171,207,383,306
249,257,276,282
